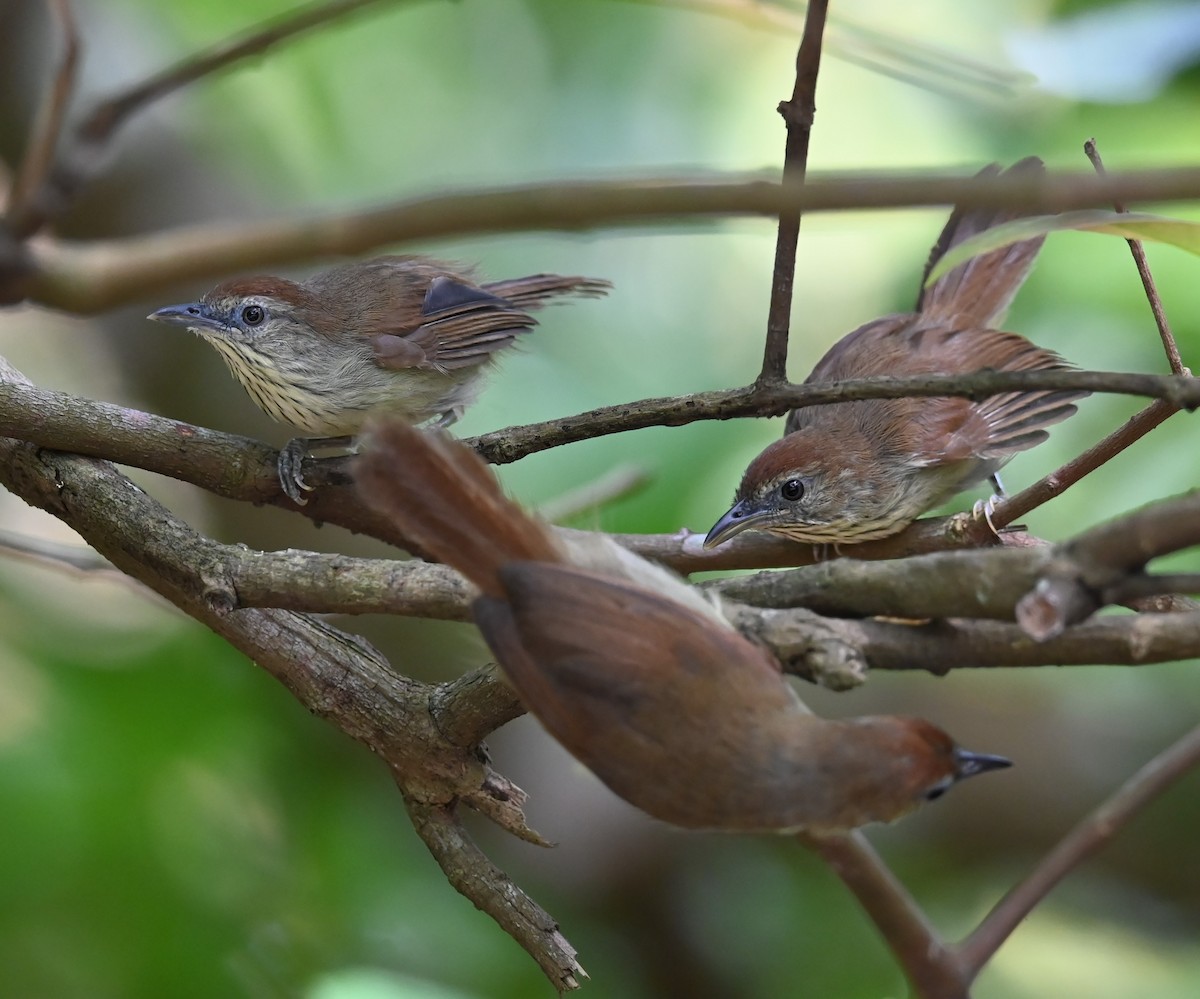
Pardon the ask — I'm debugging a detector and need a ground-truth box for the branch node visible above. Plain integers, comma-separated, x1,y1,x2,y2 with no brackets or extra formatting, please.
462,770,554,849
201,574,238,615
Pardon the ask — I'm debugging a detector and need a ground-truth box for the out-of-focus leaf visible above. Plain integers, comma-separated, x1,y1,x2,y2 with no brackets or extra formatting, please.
307,968,484,999
925,210,1200,286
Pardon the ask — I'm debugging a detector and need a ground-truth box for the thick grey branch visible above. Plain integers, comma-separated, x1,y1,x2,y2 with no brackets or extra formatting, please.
0,432,574,987
708,547,1053,620
1018,490,1200,639
735,609,1200,683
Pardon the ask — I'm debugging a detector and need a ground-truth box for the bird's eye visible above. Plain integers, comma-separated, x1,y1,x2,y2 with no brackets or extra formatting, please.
780,478,805,502
241,304,266,326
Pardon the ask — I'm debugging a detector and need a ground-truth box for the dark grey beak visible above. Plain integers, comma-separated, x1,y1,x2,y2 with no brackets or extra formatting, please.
148,303,225,333
953,749,1013,780
703,498,774,549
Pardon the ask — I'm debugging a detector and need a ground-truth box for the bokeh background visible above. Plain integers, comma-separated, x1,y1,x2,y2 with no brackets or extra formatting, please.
2,0,1200,996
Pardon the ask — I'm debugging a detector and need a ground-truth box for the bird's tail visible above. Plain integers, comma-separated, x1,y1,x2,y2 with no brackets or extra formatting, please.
916,156,1046,328
354,419,563,596
483,274,611,310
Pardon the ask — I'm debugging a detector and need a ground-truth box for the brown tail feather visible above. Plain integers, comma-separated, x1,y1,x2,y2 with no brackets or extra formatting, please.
354,419,564,596
483,274,611,310
916,157,1046,328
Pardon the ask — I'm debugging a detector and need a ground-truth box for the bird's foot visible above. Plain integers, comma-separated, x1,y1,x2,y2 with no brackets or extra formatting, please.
431,408,463,430
276,435,355,504
278,438,316,505
971,496,1001,539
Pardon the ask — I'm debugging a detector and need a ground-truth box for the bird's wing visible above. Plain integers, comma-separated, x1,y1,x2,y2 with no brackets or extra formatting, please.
473,562,798,825
800,319,1082,464
478,562,792,737
372,275,535,372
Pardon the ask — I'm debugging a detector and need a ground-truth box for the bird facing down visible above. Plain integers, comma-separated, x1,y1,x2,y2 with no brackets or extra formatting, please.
354,418,1011,834
706,157,1085,550
149,255,609,503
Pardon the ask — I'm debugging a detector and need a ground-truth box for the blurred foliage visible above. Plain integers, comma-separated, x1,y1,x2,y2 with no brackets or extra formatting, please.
1,0,1200,996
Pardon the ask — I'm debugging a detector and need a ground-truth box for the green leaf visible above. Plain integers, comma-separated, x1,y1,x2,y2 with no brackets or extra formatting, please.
924,210,1200,286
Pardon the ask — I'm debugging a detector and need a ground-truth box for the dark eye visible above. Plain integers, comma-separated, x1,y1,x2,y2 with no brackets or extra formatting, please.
923,777,954,802
241,304,265,326
780,478,805,502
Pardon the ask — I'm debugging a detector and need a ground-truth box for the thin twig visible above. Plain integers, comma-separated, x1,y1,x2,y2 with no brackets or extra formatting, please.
405,801,586,991
990,399,1179,528
6,0,80,236
958,723,1200,977
771,16,957,993
537,463,650,522
997,142,1194,527
801,832,969,999
759,0,827,383
0,526,172,605
24,0,411,235
5,357,1194,481
0,526,111,573
1084,138,1185,374
467,368,1200,465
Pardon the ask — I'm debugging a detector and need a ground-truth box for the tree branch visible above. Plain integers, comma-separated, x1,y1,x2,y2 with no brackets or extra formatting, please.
0,430,577,987
801,832,969,999
1017,490,1200,639
732,606,1200,689
991,399,1180,529
17,165,1200,311
993,142,1192,529
759,0,827,382
959,723,1200,978
1084,138,1185,375
466,369,1200,465
5,0,80,235
15,0,417,237
406,800,586,992
7,355,1195,567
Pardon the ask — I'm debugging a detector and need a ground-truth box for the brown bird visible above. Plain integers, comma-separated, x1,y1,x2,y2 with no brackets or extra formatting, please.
706,157,1085,549
150,255,609,503
354,419,1010,834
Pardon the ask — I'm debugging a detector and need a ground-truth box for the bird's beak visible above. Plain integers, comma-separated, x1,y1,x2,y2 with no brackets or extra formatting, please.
703,498,775,549
147,303,226,334
953,749,1013,780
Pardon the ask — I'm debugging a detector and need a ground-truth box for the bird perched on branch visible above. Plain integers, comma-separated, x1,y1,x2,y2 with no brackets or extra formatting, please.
706,157,1085,550
354,418,1010,834
150,255,609,503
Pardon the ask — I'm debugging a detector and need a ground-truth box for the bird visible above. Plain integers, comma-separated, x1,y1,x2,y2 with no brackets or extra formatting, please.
149,255,609,503
354,418,1011,834
706,157,1085,550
